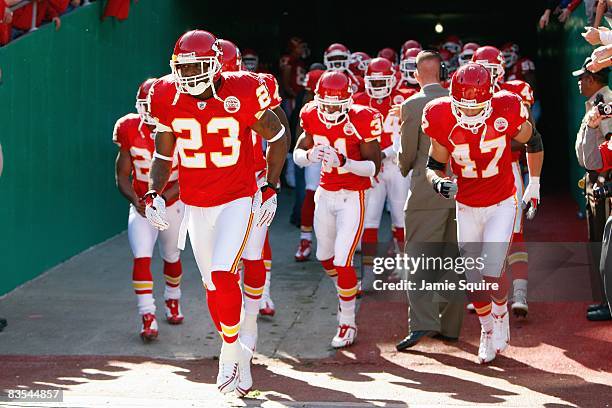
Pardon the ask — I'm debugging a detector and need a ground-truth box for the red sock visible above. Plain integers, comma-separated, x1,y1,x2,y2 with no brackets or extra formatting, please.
205,288,221,333
472,301,492,317
132,257,153,295
301,189,315,233
485,274,509,304
509,232,528,281
336,266,358,302
211,271,242,343
361,228,378,264
163,260,182,289
361,228,378,244
321,258,337,279
242,259,266,301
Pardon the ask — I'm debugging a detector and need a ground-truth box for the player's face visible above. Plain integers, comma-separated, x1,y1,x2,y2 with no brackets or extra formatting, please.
321,104,342,114
459,107,484,117
177,62,209,77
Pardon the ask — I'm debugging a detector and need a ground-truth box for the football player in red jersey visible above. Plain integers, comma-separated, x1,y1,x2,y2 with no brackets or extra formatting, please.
423,63,542,363
114,79,184,342
279,37,308,113
145,30,288,396
293,71,382,348
458,42,480,67
378,47,398,65
349,51,371,77
242,49,259,72
473,45,544,318
218,40,290,346
354,58,410,256
397,47,422,98
295,66,326,262
324,43,364,94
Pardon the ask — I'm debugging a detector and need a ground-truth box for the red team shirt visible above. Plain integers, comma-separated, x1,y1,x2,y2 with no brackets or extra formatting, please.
506,57,535,82
597,141,612,172
395,83,420,100
279,54,306,96
149,71,273,207
300,101,383,192
252,73,282,173
113,113,180,206
496,79,534,161
422,91,528,207
353,91,406,149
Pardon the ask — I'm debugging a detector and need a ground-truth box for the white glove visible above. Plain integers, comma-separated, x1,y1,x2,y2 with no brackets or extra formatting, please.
322,146,345,169
307,145,327,163
522,177,540,220
144,191,169,230
256,185,278,227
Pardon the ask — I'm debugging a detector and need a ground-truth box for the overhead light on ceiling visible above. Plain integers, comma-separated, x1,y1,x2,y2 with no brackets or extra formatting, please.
435,22,444,34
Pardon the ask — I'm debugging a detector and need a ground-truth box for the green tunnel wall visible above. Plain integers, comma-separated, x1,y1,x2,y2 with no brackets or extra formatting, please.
0,1,207,296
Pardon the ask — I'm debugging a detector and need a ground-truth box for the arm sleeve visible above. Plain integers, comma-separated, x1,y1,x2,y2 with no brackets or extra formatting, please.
342,158,376,177
568,0,582,12
112,119,129,150
398,100,420,177
576,122,587,168
582,126,606,170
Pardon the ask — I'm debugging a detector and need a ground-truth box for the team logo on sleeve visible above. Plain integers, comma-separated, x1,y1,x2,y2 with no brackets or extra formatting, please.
224,96,241,113
197,101,207,110
393,95,405,105
494,117,509,133
343,122,355,135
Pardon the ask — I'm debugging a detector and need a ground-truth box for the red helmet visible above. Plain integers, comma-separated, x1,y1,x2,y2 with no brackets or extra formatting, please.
472,46,505,83
400,47,421,85
378,47,398,64
314,71,353,126
242,48,258,72
500,42,519,68
218,39,242,72
171,30,223,95
136,78,157,125
364,57,396,99
442,35,463,55
450,63,493,131
458,42,480,66
349,51,371,76
401,40,422,55
305,69,326,92
324,43,351,71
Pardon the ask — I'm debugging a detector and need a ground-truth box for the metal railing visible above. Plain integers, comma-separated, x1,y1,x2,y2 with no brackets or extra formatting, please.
8,0,92,32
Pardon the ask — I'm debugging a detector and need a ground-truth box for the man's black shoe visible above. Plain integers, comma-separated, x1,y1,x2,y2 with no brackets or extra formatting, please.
587,306,612,321
588,303,608,312
433,333,459,342
396,330,438,351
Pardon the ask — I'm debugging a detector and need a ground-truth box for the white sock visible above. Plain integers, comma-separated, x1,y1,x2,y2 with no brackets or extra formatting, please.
137,294,155,315
164,286,181,300
241,312,258,337
513,279,528,292
492,301,508,316
338,299,356,326
220,340,241,362
479,314,494,332
300,231,312,241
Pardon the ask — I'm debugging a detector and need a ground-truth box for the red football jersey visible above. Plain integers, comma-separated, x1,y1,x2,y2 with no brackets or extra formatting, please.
279,54,306,96
422,91,528,207
497,79,534,162
252,73,282,173
300,102,382,191
353,91,405,149
506,57,535,82
113,113,179,206
597,140,612,172
149,71,273,207
395,83,420,100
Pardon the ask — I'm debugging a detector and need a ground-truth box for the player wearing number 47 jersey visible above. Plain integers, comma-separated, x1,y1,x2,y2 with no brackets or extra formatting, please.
113,79,184,342
294,71,382,349
145,30,288,397
423,63,542,364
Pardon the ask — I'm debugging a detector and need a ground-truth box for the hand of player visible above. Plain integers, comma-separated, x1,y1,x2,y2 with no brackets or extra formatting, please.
256,184,278,227
432,177,457,199
522,177,540,220
133,197,147,217
307,144,327,163
582,27,602,45
143,191,169,230
322,146,346,169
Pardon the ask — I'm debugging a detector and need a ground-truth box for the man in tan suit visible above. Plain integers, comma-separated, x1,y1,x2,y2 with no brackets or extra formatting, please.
396,51,464,351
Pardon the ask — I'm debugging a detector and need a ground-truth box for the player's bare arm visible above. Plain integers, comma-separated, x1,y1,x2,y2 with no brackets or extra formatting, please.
115,149,145,216
148,131,176,194
359,140,382,176
251,108,288,186
426,138,457,199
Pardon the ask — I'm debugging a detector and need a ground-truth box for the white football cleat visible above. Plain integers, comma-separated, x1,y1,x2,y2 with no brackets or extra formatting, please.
235,343,254,398
331,324,357,348
164,299,184,325
140,313,158,342
295,239,312,262
259,289,275,317
492,311,510,353
466,303,475,313
477,329,496,364
511,288,528,318
216,358,239,394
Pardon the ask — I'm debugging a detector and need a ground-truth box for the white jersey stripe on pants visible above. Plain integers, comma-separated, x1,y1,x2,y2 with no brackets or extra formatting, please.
364,159,410,229
456,194,517,280
314,188,366,267
181,196,254,290
128,201,184,262
511,161,524,234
